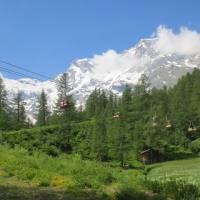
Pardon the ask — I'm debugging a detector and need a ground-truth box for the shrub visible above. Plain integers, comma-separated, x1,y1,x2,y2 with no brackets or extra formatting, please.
0,145,117,190
42,145,60,157
0,122,94,159
51,176,75,188
115,187,164,200
190,138,200,154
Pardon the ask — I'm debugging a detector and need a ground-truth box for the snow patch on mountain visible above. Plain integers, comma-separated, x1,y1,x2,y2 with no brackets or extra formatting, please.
2,77,57,123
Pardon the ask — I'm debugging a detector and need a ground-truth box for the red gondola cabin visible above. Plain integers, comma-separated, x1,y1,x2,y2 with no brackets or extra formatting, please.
60,99,69,109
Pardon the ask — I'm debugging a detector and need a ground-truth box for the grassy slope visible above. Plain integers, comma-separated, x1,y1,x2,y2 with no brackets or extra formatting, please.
0,145,167,200
148,158,200,183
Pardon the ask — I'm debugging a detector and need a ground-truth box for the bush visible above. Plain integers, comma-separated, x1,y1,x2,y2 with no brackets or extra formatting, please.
0,122,95,159
115,187,164,200
0,125,67,154
190,138,200,154
0,145,117,190
42,145,60,157
51,176,75,188
163,144,193,160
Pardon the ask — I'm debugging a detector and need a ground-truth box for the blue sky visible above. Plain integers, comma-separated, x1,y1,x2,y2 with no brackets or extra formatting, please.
0,0,200,79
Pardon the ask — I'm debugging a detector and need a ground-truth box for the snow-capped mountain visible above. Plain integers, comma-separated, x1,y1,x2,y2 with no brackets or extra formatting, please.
2,36,200,122
3,78,57,123
66,38,199,105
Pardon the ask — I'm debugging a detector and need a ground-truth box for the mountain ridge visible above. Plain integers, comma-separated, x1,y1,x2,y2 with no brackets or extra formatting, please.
2,36,200,122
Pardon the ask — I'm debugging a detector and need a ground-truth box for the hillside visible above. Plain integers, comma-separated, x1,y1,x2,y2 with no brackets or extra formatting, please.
2,56,200,199
0,145,159,200
149,157,200,181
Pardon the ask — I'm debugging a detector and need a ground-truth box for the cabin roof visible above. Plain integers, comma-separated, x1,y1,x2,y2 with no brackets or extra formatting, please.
140,149,151,155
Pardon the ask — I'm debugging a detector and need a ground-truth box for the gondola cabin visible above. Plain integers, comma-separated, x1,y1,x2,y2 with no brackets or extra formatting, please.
140,149,163,164
152,122,157,127
188,121,197,133
112,112,120,119
152,114,157,127
60,99,70,109
166,120,172,128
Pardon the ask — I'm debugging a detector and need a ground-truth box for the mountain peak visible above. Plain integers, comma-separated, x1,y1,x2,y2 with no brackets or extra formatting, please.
2,35,200,122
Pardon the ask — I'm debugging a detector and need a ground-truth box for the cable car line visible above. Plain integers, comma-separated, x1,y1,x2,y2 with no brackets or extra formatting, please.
0,62,72,109
0,61,67,86
0,65,45,81
0,59,53,80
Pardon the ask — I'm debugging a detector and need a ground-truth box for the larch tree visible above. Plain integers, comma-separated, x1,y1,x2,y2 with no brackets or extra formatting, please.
0,77,7,110
37,89,49,126
0,77,11,130
14,91,27,129
54,72,76,122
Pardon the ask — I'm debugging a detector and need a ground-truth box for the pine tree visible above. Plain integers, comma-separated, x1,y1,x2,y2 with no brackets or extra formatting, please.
117,85,134,167
14,91,27,129
54,72,76,122
57,73,71,101
93,113,108,161
37,89,49,126
85,89,98,118
0,77,11,130
86,89,109,118
0,77,7,110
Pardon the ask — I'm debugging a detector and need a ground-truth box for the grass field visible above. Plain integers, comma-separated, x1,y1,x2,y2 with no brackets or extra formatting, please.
1,145,200,199
0,145,157,200
145,158,200,199
148,158,200,183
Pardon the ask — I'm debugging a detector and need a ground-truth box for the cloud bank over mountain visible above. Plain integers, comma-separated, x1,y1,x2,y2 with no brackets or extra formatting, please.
90,50,150,80
154,26,200,55
85,26,200,80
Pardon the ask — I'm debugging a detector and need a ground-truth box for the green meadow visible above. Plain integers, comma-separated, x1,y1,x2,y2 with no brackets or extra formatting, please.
0,145,162,200
1,144,200,199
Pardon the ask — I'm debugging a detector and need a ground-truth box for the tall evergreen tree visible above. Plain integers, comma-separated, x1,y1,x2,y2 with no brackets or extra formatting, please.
54,72,76,122
117,85,134,167
0,77,7,110
85,89,98,118
0,77,11,130
86,89,109,118
14,91,27,129
93,112,108,161
37,89,49,126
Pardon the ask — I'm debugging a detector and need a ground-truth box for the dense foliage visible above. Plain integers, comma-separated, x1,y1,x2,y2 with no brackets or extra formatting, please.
1,144,175,200
1,70,200,165
2,70,200,199
81,71,200,164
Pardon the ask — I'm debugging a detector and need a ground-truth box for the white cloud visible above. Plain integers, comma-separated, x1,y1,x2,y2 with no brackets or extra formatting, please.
154,25,200,55
91,50,150,80
85,25,200,80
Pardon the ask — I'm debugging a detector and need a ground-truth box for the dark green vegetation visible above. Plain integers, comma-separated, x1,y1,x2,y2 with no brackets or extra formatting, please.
1,70,200,199
0,145,165,200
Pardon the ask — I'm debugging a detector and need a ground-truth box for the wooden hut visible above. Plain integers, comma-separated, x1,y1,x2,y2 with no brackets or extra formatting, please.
140,149,163,164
